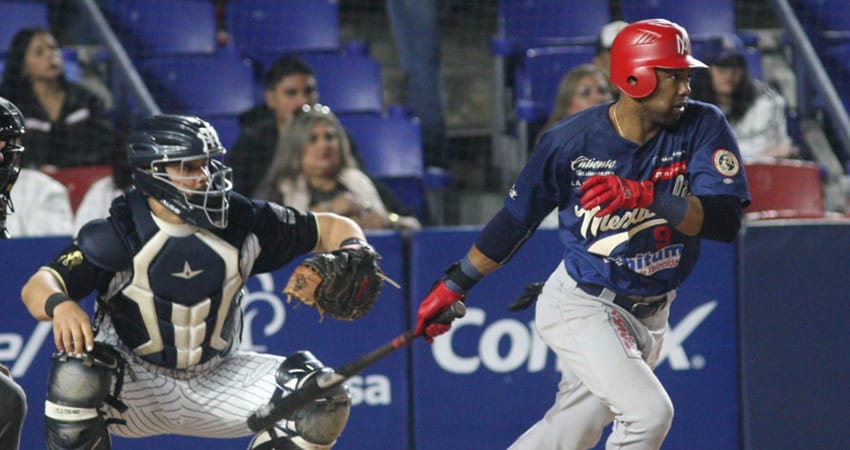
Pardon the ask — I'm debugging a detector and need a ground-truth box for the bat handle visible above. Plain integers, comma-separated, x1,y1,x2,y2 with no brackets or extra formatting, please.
432,301,466,325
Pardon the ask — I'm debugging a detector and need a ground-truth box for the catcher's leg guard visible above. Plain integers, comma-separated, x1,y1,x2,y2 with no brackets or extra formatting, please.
0,364,26,449
44,343,126,450
248,351,351,450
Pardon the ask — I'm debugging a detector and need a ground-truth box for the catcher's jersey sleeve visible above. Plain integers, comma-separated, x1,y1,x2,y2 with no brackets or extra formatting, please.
248,200,320,274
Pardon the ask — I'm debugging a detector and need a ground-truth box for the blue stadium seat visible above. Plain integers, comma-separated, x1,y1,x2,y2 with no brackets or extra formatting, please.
138,52,254,117
621,0,736,39
337,111,428,219
0,1,48,56
492,0,610,57
514,46,597,123
299,48,383,114
206,115,241,149
100,0,217,58
226,0,339,60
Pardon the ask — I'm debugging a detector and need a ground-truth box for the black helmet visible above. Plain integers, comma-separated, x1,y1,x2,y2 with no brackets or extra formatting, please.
127,114,232,229
0,96,25,239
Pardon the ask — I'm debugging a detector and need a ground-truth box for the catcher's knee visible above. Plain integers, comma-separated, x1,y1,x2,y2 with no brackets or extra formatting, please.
0,369,26,437
248,351,351,450
44,343,126,450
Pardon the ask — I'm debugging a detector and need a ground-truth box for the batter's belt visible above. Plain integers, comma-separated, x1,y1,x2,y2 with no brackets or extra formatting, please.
577,283,668,319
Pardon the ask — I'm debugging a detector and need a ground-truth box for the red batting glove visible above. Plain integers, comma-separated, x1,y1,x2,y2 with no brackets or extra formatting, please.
415,280,465,343
580,175,655,217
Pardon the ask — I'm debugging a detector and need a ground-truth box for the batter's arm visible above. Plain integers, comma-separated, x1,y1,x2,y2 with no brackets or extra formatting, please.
673,196,704,236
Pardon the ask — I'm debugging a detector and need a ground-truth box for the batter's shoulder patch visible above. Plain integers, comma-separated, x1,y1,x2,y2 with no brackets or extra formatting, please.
712,149,740,177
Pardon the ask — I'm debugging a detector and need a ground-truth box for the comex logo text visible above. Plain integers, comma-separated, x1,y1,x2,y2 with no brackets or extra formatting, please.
431,302,718,374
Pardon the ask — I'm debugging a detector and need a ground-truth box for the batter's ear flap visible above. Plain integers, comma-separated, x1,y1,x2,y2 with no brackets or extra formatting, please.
624,66,658,99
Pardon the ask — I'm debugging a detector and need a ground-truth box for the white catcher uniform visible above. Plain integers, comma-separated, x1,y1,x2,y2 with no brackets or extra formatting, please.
41,188,349,449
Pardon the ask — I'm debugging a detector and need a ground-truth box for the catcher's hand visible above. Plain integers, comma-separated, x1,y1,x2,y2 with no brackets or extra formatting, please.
284,244,384,321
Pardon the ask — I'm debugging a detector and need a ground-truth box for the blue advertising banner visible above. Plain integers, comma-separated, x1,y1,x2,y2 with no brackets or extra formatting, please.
1,232,407,450
410,229,739,450
739,223,850,450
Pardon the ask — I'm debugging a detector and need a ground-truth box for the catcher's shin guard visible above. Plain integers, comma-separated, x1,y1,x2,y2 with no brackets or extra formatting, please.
248,351,351,450
44,343,126,450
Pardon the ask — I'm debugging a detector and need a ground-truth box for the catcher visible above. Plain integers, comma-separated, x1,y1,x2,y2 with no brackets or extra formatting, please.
20,114,384,450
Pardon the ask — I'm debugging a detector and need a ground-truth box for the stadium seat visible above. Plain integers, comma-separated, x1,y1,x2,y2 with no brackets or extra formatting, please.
138,52,255,117
99,0,217,58
791,0,850,48
744,160,825,219
299,48,383,115
226,0,339,61
46,165,112,213
621,0,736,39
514,46,597,124
492,0,609,56
0,1,48,56
337,111,428,219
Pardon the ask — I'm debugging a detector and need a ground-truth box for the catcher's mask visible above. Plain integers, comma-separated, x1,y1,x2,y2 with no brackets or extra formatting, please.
609,18,707,99
127,114,232,229
0,96,25,239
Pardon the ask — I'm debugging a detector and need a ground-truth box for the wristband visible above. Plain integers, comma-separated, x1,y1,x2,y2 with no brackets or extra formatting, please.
650,191,688,226
44,293,73,319
339,237,369,249
444,256,484,293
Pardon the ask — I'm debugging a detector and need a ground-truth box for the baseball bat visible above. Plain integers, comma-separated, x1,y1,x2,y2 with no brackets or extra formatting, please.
247,301,466,432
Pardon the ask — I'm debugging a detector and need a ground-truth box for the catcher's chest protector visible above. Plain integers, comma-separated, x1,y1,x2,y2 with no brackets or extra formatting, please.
107,202,247,370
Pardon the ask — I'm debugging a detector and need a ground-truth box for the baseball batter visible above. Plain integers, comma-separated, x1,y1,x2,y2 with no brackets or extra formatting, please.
20,115,375,449
0,96,28,450
415,19,750,449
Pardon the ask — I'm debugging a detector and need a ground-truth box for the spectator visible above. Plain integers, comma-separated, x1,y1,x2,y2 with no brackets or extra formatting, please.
6,168,73,237
538,64,613,228
72,144,132,234
229,57,318,195
0,27,114,169
540,64,613,136
593,20,629,82
690,39,797,161
386,0,449,169
231,55,420,223
254,104,421,231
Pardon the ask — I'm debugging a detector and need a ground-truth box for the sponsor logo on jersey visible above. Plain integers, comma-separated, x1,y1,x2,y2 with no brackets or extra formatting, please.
712,149,740,177
571,156,617,177
651,161,688,181
612,244,684,275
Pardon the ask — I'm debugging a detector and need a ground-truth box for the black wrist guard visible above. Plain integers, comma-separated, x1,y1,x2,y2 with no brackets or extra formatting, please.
45,293,74,319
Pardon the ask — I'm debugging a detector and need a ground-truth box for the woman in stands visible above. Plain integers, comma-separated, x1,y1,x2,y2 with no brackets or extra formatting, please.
254,104,420,231
690,39,797,161
539,63,613,138
0,27,114,169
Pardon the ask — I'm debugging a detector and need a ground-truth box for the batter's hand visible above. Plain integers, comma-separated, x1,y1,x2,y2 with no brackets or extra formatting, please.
415,281,465,343
52,301,94,355
580,175,654,217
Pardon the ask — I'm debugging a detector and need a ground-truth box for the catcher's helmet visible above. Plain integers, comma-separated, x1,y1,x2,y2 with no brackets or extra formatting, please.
0,96,25,238
127,114,232,229
610,18,707,99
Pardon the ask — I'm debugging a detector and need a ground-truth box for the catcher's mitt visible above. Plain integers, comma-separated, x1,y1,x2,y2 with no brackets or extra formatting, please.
284,245,384,321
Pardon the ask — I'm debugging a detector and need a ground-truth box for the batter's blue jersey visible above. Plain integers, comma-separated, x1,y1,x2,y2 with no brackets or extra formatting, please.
505,100,750,295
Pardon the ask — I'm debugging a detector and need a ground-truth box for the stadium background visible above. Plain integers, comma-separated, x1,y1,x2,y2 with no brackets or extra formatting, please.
2,0,850,449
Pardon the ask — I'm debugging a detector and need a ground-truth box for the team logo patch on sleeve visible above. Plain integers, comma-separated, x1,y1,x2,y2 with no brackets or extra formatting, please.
57,250,84,270
712,149,740,177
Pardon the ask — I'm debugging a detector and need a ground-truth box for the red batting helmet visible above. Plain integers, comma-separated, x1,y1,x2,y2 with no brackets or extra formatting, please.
609,18,707,99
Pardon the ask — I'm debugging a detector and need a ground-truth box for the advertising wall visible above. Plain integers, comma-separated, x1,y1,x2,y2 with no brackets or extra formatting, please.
1,233,408,450
410,229,739,450
1,228,745,449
